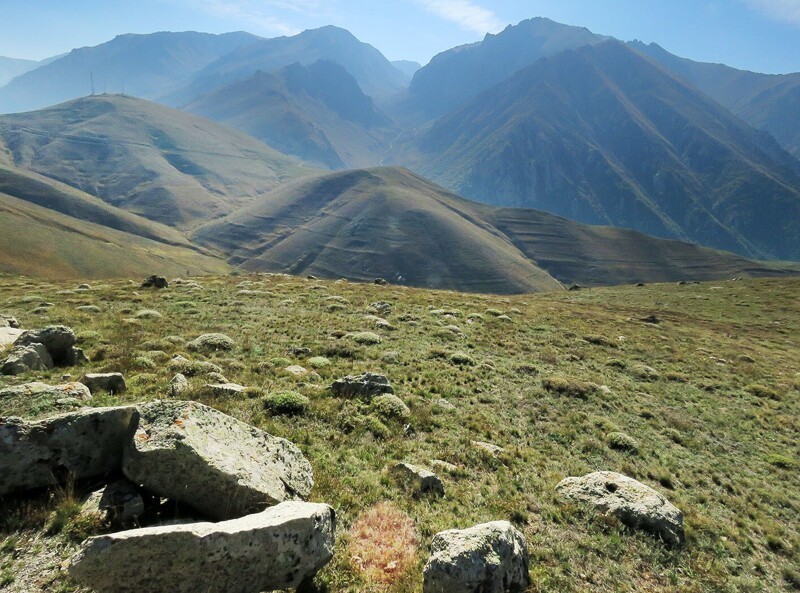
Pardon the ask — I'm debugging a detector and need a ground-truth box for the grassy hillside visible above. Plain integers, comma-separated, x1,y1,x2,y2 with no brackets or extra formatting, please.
401,41,800,261
185,60,398,169
0,274,798,592
194,167,799,292
0,94,313,228
193,167,563,294
0,191,227,279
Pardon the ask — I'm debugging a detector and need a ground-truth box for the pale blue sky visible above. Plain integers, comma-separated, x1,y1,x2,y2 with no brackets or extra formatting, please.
2,0,799,73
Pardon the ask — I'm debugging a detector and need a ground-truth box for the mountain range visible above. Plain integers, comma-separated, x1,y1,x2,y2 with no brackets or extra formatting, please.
0,18,798,288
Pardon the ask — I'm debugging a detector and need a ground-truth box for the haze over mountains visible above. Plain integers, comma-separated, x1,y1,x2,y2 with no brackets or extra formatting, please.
0,16,798,289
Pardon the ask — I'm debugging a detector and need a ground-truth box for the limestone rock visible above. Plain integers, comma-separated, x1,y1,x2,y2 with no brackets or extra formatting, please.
69,501,335,593
0,406,137,495
0,381,91,401
186,333,236,352
285,365,309,377
0,326,23,348
472,440,505,456
1,343,53,375
83,373,127,394
122,400,313,520
555,471,684,545
168,373,189,397
390,463,444,497
331,372,393,402
423,521,530,593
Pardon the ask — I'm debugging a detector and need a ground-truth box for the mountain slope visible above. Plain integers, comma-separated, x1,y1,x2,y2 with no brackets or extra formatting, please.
0,94,312,228
402,41,800,260
185,60,397,169
192,167,562,294
0,56,39,87
0,31,259,114
192,167,795,292
168,26,407,106
404,18,607,120
630,41,800,158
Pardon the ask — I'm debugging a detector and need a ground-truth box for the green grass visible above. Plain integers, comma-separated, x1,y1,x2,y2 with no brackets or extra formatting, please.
0,274,798,592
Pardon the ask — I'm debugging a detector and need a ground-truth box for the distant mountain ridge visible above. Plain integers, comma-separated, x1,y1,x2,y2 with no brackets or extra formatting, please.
185,60,397,169
405,17,608,120
0,31,260,114
166,26,407,107
630,40,800,157
400,40,800,260
0,56,40,87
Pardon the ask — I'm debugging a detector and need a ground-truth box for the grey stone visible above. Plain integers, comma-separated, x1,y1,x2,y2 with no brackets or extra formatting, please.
0,381,91,401
83,373,127,394
390,462,444,497
122,400,313,520
1,343,53,375
0,314,19,329
69,501,334,593
169,373,189,397
80,479,145,527
472,440,505,456
0,406,137,495
16,325,76,365
423,521,530,593
556,471,684,545
330,372,393,402
205,382,246,397
0,326,23,347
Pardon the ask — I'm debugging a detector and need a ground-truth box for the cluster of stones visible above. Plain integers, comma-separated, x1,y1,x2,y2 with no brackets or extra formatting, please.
1,325,88,375
0,400,334,593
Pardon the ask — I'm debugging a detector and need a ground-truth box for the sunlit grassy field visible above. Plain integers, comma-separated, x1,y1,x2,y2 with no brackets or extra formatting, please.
1,273,798,592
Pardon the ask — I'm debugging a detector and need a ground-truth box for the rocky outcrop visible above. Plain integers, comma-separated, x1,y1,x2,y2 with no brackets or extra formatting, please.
83,373,127,394
330,372,394,402
423,521,530,593
122,400,313,520
68,501,335,593
390,462,444,497
1,343,52,375
556,471,684,545
0,406,137,495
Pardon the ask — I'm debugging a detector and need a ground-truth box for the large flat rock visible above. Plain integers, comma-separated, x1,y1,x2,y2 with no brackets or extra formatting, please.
0,327,22,347
68,501,336,593
556,471,684,545
122,400,314,520
0,406,137,495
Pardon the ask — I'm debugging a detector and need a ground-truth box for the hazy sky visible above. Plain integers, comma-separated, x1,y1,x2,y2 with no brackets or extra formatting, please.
2,0,800,73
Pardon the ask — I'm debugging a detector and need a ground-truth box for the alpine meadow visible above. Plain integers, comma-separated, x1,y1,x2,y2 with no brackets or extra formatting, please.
0,4,799,593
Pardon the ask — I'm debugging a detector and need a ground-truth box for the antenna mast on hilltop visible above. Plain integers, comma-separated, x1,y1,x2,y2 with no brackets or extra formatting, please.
90,72,95,96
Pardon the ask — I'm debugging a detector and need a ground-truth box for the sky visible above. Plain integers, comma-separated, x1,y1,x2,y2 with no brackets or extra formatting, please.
1,0,800,73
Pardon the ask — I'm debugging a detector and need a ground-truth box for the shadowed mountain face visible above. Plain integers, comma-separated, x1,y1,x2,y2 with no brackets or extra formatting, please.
192,167,795,292
630,41,800,158
167,26,408,106
185,60,398,169
0,31,260,114
0,94,313,229
402,41,800,261
404,18,607,120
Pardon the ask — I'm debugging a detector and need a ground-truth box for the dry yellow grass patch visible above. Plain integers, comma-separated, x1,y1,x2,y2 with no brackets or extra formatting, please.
348,502,418,585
